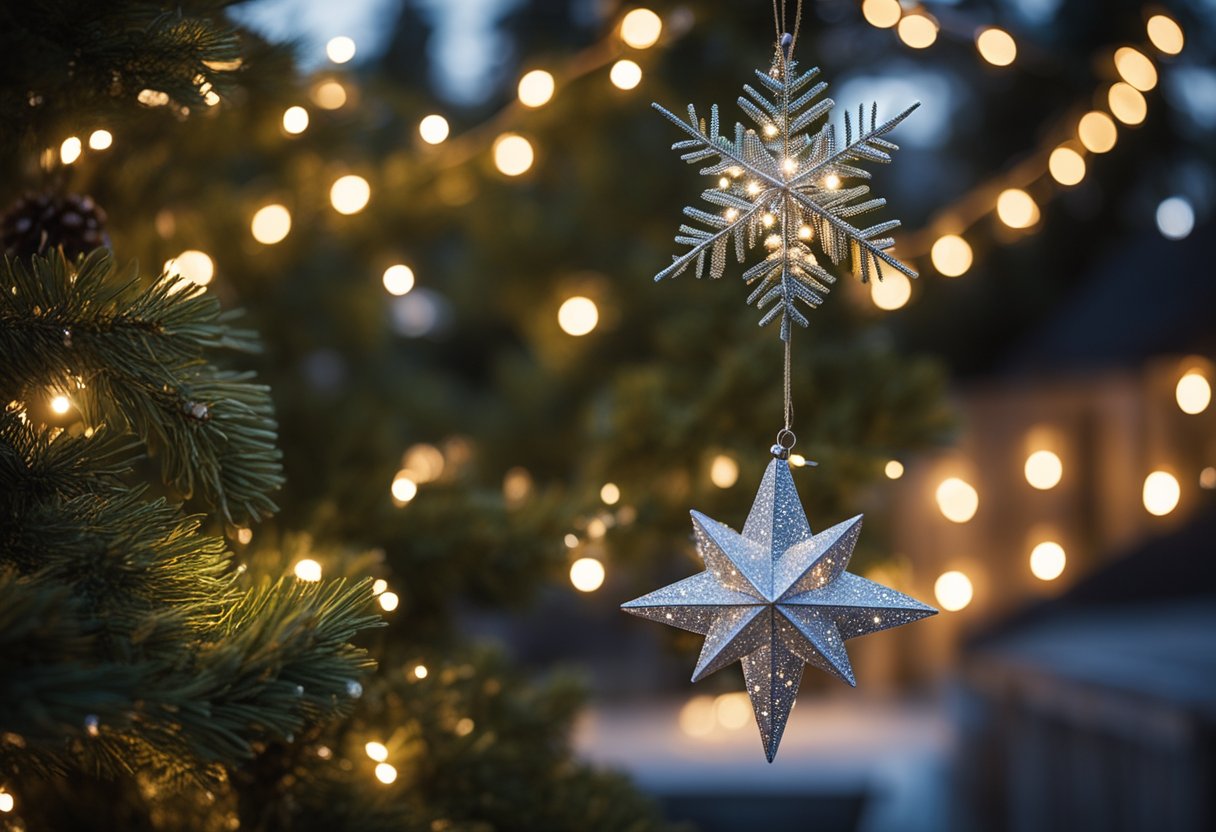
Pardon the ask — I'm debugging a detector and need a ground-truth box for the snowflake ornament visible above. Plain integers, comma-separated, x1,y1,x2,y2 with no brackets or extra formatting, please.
653,49,919,339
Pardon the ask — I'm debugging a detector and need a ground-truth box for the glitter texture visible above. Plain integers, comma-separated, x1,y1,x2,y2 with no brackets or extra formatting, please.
622,458,937,761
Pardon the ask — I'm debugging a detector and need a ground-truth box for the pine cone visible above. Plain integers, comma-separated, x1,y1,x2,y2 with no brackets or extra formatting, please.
1,192,110,259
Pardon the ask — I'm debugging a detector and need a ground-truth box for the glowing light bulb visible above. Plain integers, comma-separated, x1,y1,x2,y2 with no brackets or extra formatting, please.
600,482,620,505
1156,197,1194,240
518,69,555,107
782,157,797,174
282,106,309,134
371,579,387,595
419,114,450,145
996,189,1039,229
164,250,215,287
934,571,973,611
1029,541,1066,581
382,264,415,296
1024,449,1063,490
413,664,428,679
861,0,901,29
312,80,347,110
1113,47,1157,91
885,460,904,479
710,454,739,488
610,59,643,90
1146,15,1184,55
1142,470,1180,516
50,394,71,414
1107,82,1146,125
378,591,399,611
762,213,775,227
763,124,779,138
557,296,598,336
823,174,842,190
294,559,322,582
391,472,418,503
0,792,12,813
936,477,979,523
620,8,662,49
569,557,605,592
931,235,972,277
374,763,397,784
326,36,356,64
251,204,291,244
1048,145,1086,186
237,528,253,545
897,14,938,49
798,225,812,240
493,133,534,176
724,208,739,221
976,28,1017,66
1176,371,1211,414
870,272,911,310
365,741,388,762
746,181,762,196
330,175,371,215
60,136,82,164
88,129,113,150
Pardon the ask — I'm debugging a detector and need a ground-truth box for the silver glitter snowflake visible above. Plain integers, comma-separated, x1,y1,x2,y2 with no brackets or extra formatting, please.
653,52,919,340
622,459,937,761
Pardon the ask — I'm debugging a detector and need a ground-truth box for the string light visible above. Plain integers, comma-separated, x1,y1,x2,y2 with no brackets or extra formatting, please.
330,175,371,214
282,106,309,134
413,664,428,679
996,188,1039,229
600,482,620,505
374,763,397,784
861,0,901,29
518,69,555,108
1156,197,1194,240
251,204,291,244
1175,371,1211,414
391,472,418,504
50,394,71,414
1078,111,1118,154
502,466,533,503
493,133,534,175
1029,541,1066,581
382,264,415,296
679,695,716,737
976,28,1017,67
586,518,607,539
237,528,253,545
455,718,474,736
931,235,972,277
88,129,112,150
620,8,662,49
897,13,938,49
419,114,450,145
403,443,444,482
823,174,842,190
378,591,400,611
137,88,170,107
60,136,82,164
885,460,904,479
294,559,322,582
364,741,388,762
164,250,215,287
870,272,911,310
1146,15,1184,55
1107,83,1147,125
1113,47,1157,91
934,571,973,611
570,557,605,592
1048,145,1086,186
789,453,807,467
372,578,387,595
610,59,643,90
0,791,12,813
1142,470,1180,516
798,224,812,240
326,36,356,64
557,296,598,335
311,80,347,110
564,533,579,548
710,454,739,488
936,477,979,523
1024,449,1063,490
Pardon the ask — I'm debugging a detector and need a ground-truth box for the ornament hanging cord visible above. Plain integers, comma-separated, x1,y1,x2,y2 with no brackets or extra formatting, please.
772,0,804,59
773,0,802,458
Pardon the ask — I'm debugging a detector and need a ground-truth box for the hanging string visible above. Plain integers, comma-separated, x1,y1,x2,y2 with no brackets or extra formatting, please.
771,0,804,57
783,336,793,432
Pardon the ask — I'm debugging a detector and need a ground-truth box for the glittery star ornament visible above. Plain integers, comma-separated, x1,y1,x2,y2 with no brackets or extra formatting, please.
622,458,937,761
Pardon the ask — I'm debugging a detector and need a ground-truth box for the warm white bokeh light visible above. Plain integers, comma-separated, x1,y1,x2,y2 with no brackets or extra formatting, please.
326,36,356,64
364,741,388,762
996,189,1040,229
1146,15,1184,55
1030,541,1067,581
715,692,752,730
931,235,972,277
251,204,291,244
413,664,428,679
1048,146,1086,186
976,28,1017,66
870,272,912,310
1156,197,1195,240
374,763,397,784
885,460,904,479
1142,471,1181,516
312,80,347,110
1113,46,1157,91
610,59,643,90
518,69,556,107
710,454,739,489
382,264,415,296
861,0,901,29
330,175,371,215
378,591,400,611
897,14,938,49
620,8,663,49
282,106,310,134
1108,82,1147,125
1078,111,1117,153
557,296,599,335
1176,371,1211,414
678,695,716,737
936,477,979,523
569,557,605,592
1024,450,1063,490
0,792,12,813
391,472,418,504
493,133,534,176
419,114,450,145
88,129,113,150
164,250,215,287
600,482,621,505
50,394,71,414
60,136,82,164
293,559,322,582
934,571,974,612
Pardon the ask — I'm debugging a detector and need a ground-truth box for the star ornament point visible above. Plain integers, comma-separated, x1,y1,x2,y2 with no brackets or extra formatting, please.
622,459,936,761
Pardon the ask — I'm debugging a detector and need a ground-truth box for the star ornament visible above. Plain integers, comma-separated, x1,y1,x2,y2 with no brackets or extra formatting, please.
622,458,937,761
